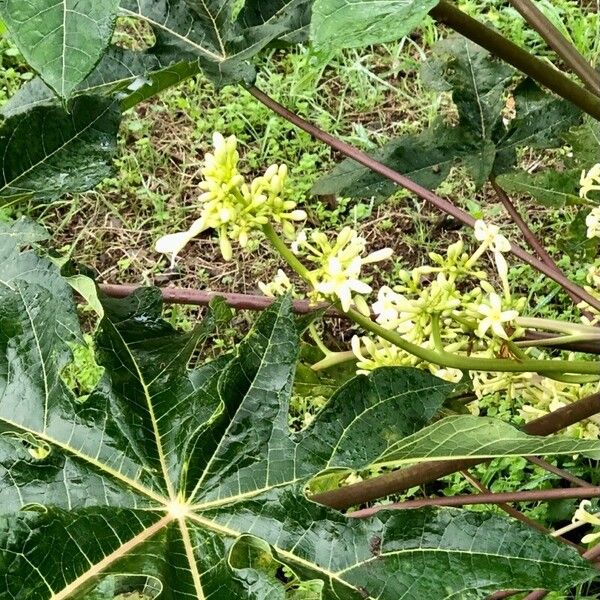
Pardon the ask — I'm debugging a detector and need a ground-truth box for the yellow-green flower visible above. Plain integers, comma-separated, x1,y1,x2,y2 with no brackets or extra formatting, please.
156,133,307,263
474,293,519,340
351,335,413,374
580,163,600,200
573,500,600,544
586,206,600,239
258,269,293,297
294,227,392,313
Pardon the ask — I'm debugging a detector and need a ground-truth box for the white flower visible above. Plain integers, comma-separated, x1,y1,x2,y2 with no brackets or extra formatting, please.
586,206,600,239
291,229,307,255
299,227,392,314
572,500,600,544
372,286,415,331
580,163,600,200
475,293,519,340
474,220,511,253
431,367,464,384
314,256,372,312
258,270,293,297
155,218,205,268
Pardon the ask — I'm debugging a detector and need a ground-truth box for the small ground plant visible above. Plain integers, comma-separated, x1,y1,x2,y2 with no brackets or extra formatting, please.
0,1,600,598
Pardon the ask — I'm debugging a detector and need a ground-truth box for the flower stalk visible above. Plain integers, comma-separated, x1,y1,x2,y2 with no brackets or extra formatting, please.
262,225,599,376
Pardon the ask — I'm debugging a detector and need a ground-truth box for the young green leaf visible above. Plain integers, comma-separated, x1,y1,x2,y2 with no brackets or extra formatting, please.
311,0,440,50
376,415,600,466
0,0,120,99
495,168,583,208
0,95,121,204
0,222,596,598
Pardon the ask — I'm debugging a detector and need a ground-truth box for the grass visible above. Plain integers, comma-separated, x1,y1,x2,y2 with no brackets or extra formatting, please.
1,0,600,558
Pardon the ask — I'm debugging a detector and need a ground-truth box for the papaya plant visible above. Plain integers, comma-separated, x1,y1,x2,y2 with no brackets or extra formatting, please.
1,0,600,598
1,220,599,598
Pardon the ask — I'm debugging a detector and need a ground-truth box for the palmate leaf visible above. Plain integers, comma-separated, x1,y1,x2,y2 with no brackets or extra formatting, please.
310,0,440,50
314,38,581,199
0,221,597,598
0,1,313,205
4,0,314,114
0,95,121,204
119,0,310,87
0,0,120,100
1,46,161,118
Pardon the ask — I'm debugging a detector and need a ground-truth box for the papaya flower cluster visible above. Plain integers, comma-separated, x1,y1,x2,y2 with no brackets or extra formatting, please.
258,269,294,297
155,133,306,265
290,227,393,314
471,361,600,437
518,372,600,439
351,224,525,384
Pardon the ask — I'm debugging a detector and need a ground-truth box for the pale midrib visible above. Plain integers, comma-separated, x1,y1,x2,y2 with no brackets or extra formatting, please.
17,287,50,432
190,477,302,511
377,420,597,464
112,324,176,500
197,0,226,56
0,415,166,504
178,517,206,600
187,513,367,597
119,8,224,62
334,546,591,576
50,514,172,600
466,43,486,140
61,0,68,97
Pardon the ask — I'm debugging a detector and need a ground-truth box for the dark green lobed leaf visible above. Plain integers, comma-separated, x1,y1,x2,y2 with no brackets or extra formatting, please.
314,39,581,199
119,0,304,88
1,46,162,118
0,222,597,598
0,95,121,204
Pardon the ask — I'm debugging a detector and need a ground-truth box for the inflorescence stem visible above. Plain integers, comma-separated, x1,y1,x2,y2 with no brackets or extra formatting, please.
262,224,600,377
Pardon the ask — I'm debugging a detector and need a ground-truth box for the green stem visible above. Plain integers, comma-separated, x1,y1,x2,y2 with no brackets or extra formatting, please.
312,351,356,371
348,308,600,375
430,314,445,352
505,340,598,384
517,317,600,336
262,223,311,280
516,333,600,348
308,324,333,357
263,225,600,376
